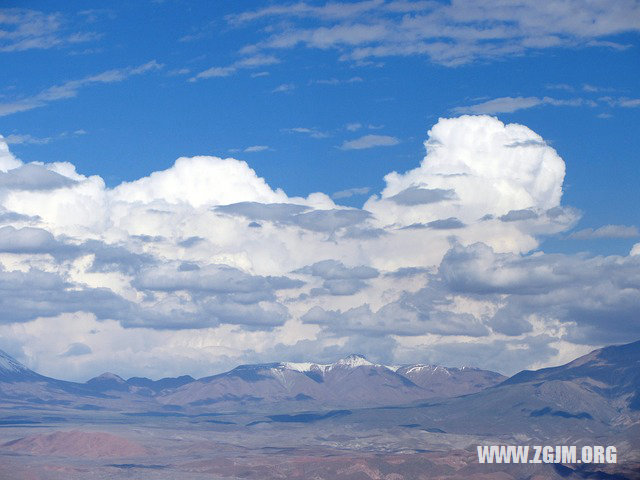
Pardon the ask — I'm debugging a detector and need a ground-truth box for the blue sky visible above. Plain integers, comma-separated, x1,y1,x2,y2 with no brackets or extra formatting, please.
0,1,639,380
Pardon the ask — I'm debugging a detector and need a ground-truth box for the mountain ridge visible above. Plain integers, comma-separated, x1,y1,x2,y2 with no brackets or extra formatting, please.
2,342,638,415
0,350,506,409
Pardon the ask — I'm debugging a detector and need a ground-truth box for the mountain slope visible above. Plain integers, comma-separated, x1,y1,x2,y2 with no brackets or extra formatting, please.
0,350,42,382
0,349,507,410
0,350,142,407
395,364,506,397
502,340,640,410
158,355,425,409
343,340,640,449
157,354,504,410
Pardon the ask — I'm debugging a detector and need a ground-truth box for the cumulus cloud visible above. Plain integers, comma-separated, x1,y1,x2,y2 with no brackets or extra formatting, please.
499,209,539,222
292,208,371,232
0,115,634,379
365,115,566,230
0,136,22,171
112,156,288,208
133,263,301,300
439,241,640,342
295,259,378,296
215,202,309,222
0,226,67,254
0,163,77,190
388,186,456,205
0,268,131,324
425,218,466,230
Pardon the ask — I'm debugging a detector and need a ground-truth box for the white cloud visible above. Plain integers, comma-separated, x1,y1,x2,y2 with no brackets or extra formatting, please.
283,127,329,138
454,96,544,114
4,129,87,145
190,54,280,81
617,97,640,108
0,8,100,52
167,68,191,76
0,135,22,171
229,0,640,67
332,187,370,199
546,83,574,91
4,134,51,145
272,83,295,93
0,116,636,380
111,155,288,208
312,76,363,85
244,145,269,153
340,134,399,150
364,115,567,228
453,96,596,115
0,61,163,117
570,224,639,239
453,93,640,115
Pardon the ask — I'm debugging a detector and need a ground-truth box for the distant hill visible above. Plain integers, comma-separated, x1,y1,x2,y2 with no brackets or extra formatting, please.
502,339,640,410
342,340,640,448
156,354,506,409
0,351,504,410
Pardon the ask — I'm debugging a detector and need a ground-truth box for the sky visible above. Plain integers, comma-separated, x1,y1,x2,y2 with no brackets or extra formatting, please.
0,0,639,381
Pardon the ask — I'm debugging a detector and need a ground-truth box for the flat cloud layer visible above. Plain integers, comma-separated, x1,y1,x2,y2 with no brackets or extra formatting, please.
226,0,640,67
0,116,636,381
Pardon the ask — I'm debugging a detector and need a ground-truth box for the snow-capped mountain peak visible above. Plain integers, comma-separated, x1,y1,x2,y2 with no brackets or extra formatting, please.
333,354,375,368
279,362,318,373
0,349,29,374
276,354,376,374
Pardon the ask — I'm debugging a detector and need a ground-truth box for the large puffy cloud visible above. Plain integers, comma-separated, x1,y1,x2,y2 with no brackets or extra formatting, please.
112,156,288,208
0,163,76,190
0,226,63,254
295,259,379,296
365,115,566,224
0,136,21,171
0,116,634,379
0,268,131,323
438,242,640,342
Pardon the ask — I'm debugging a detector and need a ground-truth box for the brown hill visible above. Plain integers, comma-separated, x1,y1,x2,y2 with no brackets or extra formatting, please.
2,430,147,458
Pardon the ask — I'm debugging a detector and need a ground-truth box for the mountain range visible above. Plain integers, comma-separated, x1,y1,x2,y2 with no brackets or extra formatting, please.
0,351,505,411
1,341,639,479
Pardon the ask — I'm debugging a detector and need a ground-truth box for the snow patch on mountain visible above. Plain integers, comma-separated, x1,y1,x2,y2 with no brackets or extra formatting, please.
403,365,452,376
0,349,29,374
278,354,378,374
279,362,318,373
334,354,375,368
